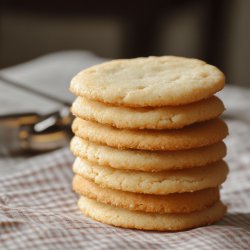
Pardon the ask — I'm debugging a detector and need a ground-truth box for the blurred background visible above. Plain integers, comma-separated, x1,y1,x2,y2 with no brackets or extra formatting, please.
1,0,250,86
0,0,250,159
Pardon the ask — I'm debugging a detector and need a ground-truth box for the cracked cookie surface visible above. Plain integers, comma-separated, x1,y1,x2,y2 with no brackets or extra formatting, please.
73,158,228,194
71,95,224,129
72,117,228,151
78,196,226,231
70,136,227,171
73,175,220,213
70,56,225,107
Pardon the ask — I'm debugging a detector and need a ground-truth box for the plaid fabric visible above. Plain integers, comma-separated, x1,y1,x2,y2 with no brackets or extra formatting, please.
1,86,250,249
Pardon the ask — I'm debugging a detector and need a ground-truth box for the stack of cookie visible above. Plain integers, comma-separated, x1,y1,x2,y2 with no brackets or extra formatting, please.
70,56,229,231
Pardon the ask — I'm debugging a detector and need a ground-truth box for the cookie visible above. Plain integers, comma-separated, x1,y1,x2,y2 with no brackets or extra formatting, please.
71,95,225,130
73,158,228,194
72,118,228,151
73,175,220,214
70,136,226,171
70,56,225,107
78,196,226,231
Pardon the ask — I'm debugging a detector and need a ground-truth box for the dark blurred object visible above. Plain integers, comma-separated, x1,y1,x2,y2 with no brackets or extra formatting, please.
0,51,103,157
0,108,73,155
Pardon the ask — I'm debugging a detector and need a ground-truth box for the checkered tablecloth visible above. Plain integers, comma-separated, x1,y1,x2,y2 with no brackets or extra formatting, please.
1,86,250,250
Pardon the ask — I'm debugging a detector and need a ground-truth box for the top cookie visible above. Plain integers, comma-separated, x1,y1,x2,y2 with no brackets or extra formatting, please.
70,56,225,107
